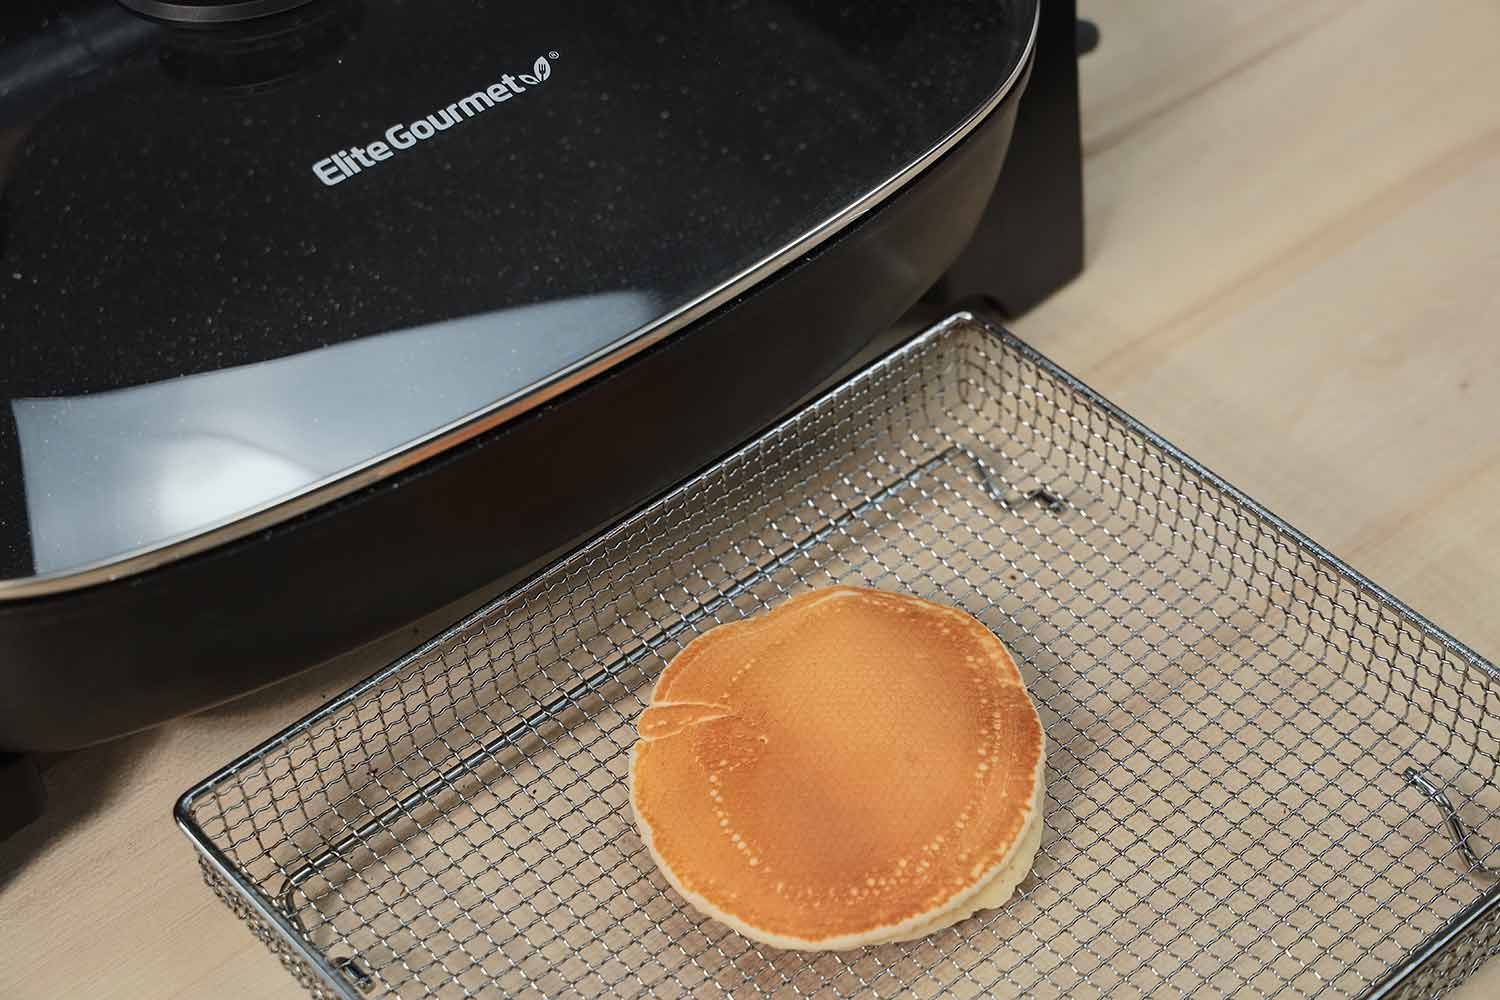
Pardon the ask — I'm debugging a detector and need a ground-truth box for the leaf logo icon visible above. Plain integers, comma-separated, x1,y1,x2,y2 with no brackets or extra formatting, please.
518,55,551,86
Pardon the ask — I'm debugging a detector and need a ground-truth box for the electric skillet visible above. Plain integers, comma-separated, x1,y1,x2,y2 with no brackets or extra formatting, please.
0,0,1080,770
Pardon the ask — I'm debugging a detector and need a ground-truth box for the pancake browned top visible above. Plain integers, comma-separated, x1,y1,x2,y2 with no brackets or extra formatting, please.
629,586,1044,949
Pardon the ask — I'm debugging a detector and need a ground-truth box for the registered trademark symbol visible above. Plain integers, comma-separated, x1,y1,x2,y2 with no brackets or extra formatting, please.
549,51,560,59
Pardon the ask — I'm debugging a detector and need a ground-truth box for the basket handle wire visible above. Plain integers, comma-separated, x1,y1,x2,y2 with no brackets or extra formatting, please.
1404,768,1500,880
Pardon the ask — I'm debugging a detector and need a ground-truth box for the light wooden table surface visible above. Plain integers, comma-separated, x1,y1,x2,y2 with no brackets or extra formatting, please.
4,2,1498,997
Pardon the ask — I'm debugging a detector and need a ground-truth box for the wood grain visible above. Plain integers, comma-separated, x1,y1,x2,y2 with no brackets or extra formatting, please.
3,1,1497,996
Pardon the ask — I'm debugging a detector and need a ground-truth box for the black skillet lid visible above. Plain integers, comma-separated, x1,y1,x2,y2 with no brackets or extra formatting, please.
0,0,1036,593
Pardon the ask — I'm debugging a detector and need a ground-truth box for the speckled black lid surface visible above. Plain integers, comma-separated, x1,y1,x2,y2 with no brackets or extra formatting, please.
0,0,1035,585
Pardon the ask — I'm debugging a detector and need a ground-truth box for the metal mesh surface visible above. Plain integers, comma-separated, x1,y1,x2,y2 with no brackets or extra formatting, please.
178,315,1500,999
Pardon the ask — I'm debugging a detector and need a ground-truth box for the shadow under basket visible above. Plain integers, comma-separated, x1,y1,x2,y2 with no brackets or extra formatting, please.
177,314,1500,999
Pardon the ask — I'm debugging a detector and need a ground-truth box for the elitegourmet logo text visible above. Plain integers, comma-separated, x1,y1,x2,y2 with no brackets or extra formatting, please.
312,52,557,187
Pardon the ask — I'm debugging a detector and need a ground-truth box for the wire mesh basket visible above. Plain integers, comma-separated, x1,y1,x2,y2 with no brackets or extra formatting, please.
177,313,1500,999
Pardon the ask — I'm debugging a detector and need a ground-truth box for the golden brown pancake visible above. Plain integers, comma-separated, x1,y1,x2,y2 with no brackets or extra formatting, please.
629,586,1046,950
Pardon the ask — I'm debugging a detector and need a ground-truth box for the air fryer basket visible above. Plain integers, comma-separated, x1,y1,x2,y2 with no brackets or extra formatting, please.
178,314,1500,999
